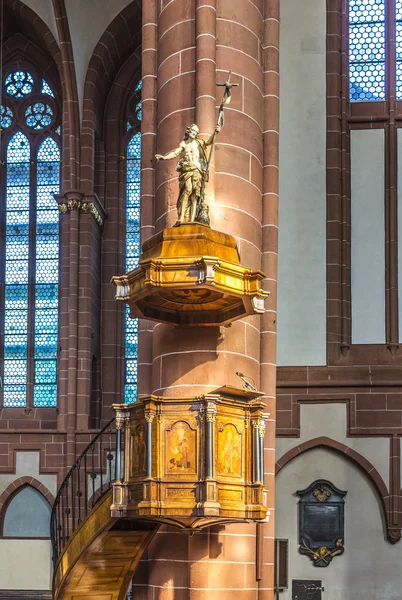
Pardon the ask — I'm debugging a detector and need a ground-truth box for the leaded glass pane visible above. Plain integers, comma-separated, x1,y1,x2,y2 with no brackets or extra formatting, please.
349,0,385,101
125,132,141,403
396,0,402,99
4,132,30,406
34,138,60,407
25,102,53,130
5,71,34,97
41,79,55,97
0,105,13,129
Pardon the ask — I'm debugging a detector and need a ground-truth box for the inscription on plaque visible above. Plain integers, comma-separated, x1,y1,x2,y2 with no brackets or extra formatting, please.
297,479,346,567
292,579,323,600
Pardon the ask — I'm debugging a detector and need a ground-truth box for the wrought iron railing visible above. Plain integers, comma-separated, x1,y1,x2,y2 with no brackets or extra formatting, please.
50,418,120,566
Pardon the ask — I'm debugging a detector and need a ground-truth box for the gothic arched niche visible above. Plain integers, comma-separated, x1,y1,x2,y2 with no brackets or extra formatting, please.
2,485,51,538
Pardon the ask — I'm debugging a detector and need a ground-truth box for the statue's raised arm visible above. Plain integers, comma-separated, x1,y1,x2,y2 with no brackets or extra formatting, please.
154,71,236,227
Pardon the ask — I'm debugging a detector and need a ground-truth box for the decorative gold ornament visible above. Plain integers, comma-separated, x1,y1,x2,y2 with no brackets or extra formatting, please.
313,487,331,502
300,538,344,567
111,387,268,527
112,224,268,327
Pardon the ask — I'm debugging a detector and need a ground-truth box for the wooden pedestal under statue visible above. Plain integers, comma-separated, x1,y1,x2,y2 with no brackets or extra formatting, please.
112,224,269,327
111,387,268,528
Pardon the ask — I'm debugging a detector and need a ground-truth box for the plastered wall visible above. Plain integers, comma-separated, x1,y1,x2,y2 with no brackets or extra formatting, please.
0,540,52,590
277,403,390,489
21,0,58,41
0,452,56,590
275,447,402,600
277,0,327,366
351,129,385,345
64,0,134,117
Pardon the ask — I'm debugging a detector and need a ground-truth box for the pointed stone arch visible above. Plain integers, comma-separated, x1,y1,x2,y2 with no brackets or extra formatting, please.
276,436,400,543
0,476,54,536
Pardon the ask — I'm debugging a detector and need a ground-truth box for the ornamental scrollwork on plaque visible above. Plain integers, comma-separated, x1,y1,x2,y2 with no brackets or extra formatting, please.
297,479,347,567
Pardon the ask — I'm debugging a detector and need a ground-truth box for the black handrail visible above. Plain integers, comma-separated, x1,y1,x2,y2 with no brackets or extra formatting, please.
50,418,118,567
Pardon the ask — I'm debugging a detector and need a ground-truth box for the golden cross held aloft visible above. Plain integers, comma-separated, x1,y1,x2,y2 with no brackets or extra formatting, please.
217,70,239,106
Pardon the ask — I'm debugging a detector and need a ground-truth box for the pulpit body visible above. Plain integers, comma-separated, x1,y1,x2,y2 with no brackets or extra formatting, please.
111,388,268,528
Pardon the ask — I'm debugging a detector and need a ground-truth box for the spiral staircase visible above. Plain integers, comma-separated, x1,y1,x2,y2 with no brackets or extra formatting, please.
51,420,158,600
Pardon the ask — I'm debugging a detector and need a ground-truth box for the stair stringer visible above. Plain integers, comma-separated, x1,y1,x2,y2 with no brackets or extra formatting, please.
53,490,158,600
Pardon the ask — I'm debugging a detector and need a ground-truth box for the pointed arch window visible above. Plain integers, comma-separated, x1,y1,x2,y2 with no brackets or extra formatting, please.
124,80,141,403
0,67,60,407
348,0,402,102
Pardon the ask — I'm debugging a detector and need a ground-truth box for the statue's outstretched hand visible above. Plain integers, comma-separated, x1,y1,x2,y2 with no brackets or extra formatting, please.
155,154,164,161
215,125,221,134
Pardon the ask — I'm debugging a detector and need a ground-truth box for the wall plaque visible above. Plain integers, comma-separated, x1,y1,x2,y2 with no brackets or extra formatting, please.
292,580,323,600
297,479,346,567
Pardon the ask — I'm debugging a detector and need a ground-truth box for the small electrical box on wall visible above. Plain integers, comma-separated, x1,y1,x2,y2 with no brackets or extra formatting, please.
274,538,289,591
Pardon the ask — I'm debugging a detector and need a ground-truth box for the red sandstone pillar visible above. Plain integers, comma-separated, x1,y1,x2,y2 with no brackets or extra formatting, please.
138,0,158,396
135,0,279,598
259,0,280,598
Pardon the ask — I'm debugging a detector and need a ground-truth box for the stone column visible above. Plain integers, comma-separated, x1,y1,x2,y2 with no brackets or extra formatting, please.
135,0,278,597
259,0,280,598
138,0,158,396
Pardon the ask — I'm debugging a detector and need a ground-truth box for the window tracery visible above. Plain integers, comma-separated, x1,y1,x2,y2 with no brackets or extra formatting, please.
0,66,60,408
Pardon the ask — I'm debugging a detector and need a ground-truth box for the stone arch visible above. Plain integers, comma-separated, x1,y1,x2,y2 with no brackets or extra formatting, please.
81,0,142,190
276,436,400,543
0,477,54,536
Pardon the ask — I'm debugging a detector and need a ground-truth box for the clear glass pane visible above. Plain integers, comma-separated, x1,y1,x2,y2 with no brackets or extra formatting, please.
349,0,385,101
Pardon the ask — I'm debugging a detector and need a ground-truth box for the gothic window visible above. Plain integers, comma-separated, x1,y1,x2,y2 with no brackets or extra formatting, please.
0,67,60,408
349,0,402,101
124,81,141,403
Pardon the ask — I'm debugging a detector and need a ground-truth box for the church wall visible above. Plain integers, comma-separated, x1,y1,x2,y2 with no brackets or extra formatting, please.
275,448,402,600
64,0,135,118
21,0,58,42
276,404,390,490
0,540,52,590
276,0,402,587
277,0,327,367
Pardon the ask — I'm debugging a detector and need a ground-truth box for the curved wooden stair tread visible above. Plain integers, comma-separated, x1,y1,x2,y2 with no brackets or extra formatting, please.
53,490,158,600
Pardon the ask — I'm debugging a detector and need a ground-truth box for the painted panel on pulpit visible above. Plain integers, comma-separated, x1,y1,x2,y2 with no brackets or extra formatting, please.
131,423,146,477
165,421,197,475
217,423,242,477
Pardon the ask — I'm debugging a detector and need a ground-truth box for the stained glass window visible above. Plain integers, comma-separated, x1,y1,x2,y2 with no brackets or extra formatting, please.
34,139,60,407
1,70,60,408
125,132,141,403
25,102,53,130
4,133,30,407
5,71,34,97
0,105,13,129
41,79,55,98
349,0,386,101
